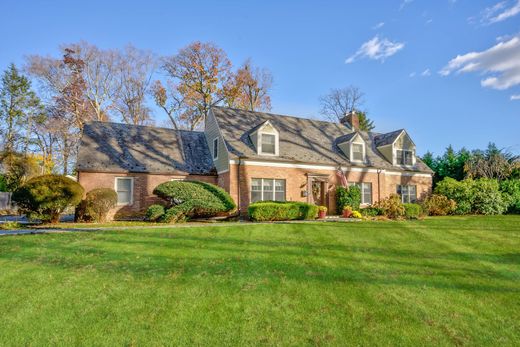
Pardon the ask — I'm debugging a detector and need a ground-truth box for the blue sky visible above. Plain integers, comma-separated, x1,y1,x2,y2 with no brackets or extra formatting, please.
1,0,519,155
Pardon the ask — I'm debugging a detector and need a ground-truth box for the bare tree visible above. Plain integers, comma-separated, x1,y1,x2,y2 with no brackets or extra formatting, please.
222,59,273,111
151,80,183,129
319,86,365,122
161,41,232,130
114,45,156,125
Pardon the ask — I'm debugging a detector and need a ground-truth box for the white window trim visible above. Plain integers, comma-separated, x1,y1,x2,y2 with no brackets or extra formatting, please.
256,121,279,156
349,182,372,205
397,184,417,203
251,178,286,202
114,177,134,206
394,148,416,166
350,142,365,163
212,137,219,160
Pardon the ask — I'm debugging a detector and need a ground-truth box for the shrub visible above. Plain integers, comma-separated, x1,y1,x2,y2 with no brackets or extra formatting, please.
0,174,7,192
190,181,236,211
83,188,117,222
471,179,507,215
403,203,422,219
153,180,235,222
248,201,318,221
434,178,473,215
374,194,405,219
422,194,457,216
499,179,520,214
336,185,361,213
351,210,362,219
12,175,84,223
360,207,383,217
146,204,165,222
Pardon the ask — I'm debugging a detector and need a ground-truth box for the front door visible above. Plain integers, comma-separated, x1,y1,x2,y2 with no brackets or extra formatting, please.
311,180,326,207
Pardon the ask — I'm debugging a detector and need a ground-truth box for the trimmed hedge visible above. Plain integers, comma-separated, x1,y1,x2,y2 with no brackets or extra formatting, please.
153,180,235,223
360,207,383,217
403,203,422,219
84,188,118,222
336,185,361,213
248,201,318,221
12,175,84,223
145,204,165,222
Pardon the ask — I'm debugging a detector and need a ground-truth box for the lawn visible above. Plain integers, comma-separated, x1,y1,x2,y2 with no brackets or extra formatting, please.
0,216,519,346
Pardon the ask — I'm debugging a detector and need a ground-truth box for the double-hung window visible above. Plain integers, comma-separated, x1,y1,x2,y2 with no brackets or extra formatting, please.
349,182,372,204
397,185,417,203
115,177,134,205
351,143,364,162
396,149,413,166
260,134,276,154
251,178,286,202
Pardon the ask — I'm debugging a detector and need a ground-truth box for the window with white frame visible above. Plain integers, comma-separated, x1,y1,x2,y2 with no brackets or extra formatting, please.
349,182,372,204
212,137,218,160
351,143,364,162
396,149,414,166
397,185,417,203
260,133,276,155
115,177,134,205
251,178,286,202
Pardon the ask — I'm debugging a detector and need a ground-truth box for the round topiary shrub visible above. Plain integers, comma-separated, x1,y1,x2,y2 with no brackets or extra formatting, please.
145,204,165,222
403,203,423,219
153,180,235,223
84,188,118,222
12,175,84,223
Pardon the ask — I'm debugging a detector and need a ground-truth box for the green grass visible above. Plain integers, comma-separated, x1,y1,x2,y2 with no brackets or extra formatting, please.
0,216,519,346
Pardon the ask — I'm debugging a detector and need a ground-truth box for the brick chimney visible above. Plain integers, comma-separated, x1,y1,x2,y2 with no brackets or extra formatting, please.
340,110,359,131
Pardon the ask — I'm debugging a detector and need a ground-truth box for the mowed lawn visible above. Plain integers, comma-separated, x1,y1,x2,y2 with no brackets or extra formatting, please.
0,217,519,346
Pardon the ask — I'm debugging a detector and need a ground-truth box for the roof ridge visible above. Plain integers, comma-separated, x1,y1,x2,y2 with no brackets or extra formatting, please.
85,120,204,134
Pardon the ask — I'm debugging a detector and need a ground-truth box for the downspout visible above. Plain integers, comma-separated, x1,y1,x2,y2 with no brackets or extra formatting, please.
377,168,382,202
237,158,241,215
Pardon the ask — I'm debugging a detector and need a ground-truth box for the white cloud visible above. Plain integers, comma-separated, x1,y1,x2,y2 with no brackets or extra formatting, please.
480,0,520,24
440,35,520,90
409,72,416,78
372,22,385,30
511,94,520,100
345,36,405,64
421,69,431,77
425,19,433,25
400,0,414,10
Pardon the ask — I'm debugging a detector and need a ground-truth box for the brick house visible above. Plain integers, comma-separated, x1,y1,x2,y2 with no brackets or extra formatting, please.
76,106,433,218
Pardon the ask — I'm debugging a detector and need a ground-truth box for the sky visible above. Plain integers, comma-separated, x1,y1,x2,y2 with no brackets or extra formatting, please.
1,0,519,156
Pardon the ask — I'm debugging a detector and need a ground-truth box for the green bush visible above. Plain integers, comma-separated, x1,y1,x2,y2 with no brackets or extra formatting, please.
403,203,422,219
0,174,7,192
146,204,165,222
153,180,235,223
434,178,473,215
12,175,84,223
422,194,457,216
471,179,507,215
336,185,361,213
499,179,520,214
360,207,383,217
190,181,236,211
374,194,405,219
84,188,117,222
248,201,318,221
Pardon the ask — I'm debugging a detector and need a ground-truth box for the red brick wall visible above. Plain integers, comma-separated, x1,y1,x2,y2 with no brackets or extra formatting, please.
77,171,217,220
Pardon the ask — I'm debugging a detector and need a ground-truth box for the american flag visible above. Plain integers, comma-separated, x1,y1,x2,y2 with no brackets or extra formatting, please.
336,168,348,187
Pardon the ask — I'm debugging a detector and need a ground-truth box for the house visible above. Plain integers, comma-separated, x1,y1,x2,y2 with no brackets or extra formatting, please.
76,106,433,218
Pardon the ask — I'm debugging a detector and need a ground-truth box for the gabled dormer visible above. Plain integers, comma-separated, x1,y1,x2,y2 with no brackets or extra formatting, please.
249,120,279,156
375,129,417,167
337,132,366,163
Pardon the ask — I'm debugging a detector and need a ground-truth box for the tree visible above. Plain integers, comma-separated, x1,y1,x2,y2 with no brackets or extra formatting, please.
423,146,470,185
0,64,43,154
319,86,375,131
114,45,156,125
160,41,232,130
465,143,519,180
222,59,272,111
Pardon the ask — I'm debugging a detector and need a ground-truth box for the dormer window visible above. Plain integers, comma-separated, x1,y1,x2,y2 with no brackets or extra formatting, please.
396,149,413,166
261,134,276,154
351,143,364,162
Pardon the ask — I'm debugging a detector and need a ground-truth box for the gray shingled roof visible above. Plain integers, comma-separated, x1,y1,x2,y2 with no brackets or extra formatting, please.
212,107,433,173
76,122,216,175
374,129,404,147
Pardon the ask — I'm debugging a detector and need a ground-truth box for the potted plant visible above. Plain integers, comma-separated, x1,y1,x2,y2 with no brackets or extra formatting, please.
342,206,353,218
318,206,327,219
